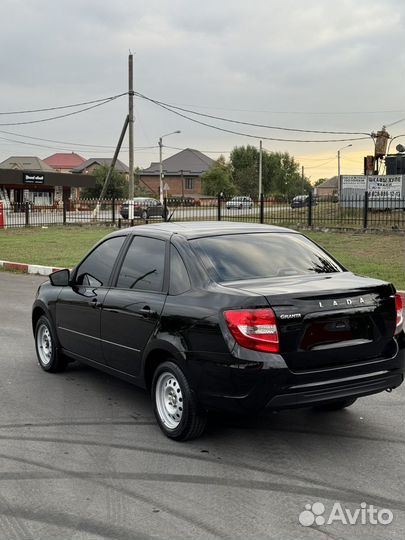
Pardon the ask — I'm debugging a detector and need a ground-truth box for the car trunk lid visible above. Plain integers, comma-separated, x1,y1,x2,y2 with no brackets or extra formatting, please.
222,272,397,371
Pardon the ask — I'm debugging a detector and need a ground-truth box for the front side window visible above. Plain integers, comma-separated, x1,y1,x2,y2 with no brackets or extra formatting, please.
75,236,125,286
116,236,166,291
191,233,343,282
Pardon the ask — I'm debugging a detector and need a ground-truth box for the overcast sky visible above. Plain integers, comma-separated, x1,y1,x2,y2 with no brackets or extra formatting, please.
0,0,404,180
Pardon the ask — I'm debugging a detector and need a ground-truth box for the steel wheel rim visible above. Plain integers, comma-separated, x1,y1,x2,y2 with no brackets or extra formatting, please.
155,372,184,429
37,323,52,366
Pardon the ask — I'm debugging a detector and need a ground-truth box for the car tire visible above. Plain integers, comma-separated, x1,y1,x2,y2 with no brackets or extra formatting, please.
141,210,148,221
152,361,207,441
35,315,67,373
313,397,357,411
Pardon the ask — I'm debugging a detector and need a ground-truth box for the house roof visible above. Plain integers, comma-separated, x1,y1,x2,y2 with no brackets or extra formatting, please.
317,176,338,188
72,158,129,173
141,148,215,176
43,152,86,170
0,156,55,171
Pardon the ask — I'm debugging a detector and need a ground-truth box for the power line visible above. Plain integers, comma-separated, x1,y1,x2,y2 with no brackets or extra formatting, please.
164,145,229,154
0,134,156,155
385,117,405,128
0,128,156,150
0,94,125,127
135,91,371,136
135,93,370,143
0,93,127,115
0,129,116,148
304,158,337,169
149,102,404,115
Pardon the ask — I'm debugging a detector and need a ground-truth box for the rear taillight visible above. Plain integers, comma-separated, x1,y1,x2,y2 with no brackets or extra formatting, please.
223,308,279,353
395,293,404,335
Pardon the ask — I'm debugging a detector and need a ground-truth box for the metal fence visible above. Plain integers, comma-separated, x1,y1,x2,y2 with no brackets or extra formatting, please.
1,195,404,230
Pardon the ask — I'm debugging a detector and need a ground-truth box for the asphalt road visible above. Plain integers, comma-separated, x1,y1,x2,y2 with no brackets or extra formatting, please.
0,272,404,540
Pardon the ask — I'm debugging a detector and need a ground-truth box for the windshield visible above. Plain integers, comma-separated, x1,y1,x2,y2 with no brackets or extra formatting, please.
191,233,343,282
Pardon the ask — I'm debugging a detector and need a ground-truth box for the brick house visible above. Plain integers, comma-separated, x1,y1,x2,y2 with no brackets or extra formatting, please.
314,176,338,197
43,152,86,173
72,158,129,177
43,153,87,199
140,148,215,198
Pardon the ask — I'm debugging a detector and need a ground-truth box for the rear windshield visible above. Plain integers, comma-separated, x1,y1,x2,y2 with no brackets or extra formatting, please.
191,233,343,282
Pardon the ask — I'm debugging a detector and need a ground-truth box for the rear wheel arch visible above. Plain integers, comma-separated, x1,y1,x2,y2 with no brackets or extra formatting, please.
143,345,187,391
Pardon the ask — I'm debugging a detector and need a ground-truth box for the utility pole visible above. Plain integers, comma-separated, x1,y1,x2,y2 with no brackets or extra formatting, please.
337,144,352,199
159,137,163,204
258,140,263,197
158,130,181,204
301,165,304,194
128,53,134,218
91,116,129,220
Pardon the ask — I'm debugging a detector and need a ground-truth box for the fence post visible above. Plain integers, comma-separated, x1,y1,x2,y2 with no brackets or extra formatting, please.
112,197,116,224
217,194,221,221
363,191,369,229
260,193,264,224
25,202,30,226
62,200,67,225
307,191,313,227
163,197,168,222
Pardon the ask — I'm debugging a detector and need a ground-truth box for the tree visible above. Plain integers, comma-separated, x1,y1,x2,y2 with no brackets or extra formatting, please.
201,156,235,196
229,146,311,197
230,145,259,196
314,178,327,187
80,165,129,199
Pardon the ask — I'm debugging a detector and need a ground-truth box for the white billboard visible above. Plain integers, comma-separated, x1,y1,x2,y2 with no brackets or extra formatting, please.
367,175,402,199
342,176,367,189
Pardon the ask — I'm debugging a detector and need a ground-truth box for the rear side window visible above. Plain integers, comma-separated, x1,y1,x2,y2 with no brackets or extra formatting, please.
169,245,191,295
191,233,343,282
116,236,165,291
75,236,125,286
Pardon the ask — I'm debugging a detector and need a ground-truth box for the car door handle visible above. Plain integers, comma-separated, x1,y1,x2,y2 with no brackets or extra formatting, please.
139,306,157,317
90,298,102,309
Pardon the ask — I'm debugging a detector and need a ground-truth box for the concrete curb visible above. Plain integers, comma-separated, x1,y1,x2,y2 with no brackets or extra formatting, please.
0,260,63,276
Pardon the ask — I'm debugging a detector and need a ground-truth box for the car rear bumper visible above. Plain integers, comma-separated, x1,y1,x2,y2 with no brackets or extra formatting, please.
266,370,403,408
195,337,405,413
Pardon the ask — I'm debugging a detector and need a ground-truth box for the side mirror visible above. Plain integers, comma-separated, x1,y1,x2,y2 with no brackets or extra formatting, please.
49,268,70,287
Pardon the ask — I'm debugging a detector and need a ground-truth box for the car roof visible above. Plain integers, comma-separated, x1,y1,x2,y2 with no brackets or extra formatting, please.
107,221,297,240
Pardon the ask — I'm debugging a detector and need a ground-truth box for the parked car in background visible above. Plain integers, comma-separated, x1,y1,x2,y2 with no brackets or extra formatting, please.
120,197,165,220
33,222,404,441
226,196,253,209
167,197,197,207
291,195,317,208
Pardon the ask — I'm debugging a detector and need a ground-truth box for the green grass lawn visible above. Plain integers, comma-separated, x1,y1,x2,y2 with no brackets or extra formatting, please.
0,226,110,268
0,225,404,289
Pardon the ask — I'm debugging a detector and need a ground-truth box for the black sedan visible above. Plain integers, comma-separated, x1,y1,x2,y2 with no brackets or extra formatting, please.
120,197,165,220
32,222,404,441
290,195,317,208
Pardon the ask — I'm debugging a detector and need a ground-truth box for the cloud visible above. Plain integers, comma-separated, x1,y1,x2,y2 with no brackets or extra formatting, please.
0,0,403,178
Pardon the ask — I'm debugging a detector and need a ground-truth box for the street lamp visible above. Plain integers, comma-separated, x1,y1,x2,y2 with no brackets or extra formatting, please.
159,130,181,203
337,144,352,198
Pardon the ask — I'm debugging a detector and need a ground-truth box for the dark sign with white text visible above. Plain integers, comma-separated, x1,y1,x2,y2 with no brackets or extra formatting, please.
23,173,45,184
